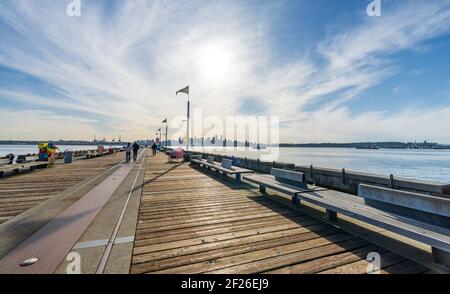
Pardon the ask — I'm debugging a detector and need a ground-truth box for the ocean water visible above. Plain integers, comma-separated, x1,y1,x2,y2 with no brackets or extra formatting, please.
2,145,449,184
191,147,450,184
0,145,124,157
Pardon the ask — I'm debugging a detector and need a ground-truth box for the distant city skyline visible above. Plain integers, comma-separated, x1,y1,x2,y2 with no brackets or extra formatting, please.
1,1,450,143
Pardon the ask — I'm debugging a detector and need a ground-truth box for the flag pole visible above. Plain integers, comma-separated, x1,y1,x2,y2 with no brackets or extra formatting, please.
176,86,190,152
186,93,190,152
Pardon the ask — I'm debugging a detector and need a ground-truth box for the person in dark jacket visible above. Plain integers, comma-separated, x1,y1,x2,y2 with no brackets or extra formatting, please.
151,142,157,155
132,142,140,162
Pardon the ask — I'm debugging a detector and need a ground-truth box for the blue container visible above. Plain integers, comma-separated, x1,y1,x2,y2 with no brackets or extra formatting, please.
64,150,73,164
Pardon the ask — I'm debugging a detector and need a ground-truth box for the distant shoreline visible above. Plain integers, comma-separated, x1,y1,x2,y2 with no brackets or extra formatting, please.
1,141,449,149
0,141,120,146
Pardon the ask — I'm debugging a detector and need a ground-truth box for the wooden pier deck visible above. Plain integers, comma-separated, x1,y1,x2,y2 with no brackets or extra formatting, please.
0,151,439,274
0,153,124,225
130,153,432,274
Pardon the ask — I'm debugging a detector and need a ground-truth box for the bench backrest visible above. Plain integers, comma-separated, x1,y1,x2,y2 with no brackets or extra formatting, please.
221,159,233,169
207,156,215,164
16,155,28,163
190,155,202,160
0,158,10,166
26,156,37,162
358,183,450,227
271,168,305,188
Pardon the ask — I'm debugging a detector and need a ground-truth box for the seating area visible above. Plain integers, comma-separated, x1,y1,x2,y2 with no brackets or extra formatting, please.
243,167,450,271
190,155,253,183
244,168,309,205
0,161,49,178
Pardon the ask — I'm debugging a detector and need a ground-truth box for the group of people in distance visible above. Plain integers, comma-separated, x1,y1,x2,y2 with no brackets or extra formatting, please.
124,141,158,163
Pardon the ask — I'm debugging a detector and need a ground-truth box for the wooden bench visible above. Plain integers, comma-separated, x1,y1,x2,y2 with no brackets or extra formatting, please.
358,183,450,270
244,168,309,205
86,151,101,159
189,154,204,165
0,158,10,166
244,168,450,270
190,155,215,168
190,156,253,183
0,161,49,178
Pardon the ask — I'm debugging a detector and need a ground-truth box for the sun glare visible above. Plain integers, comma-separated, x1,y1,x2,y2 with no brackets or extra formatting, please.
197,41,233,83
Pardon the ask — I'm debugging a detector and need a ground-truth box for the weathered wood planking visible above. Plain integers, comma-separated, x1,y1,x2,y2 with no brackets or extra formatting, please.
0,153,124,224
130,154,430,274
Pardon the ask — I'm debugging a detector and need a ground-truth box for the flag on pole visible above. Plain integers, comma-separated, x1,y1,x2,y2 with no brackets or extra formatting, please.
158,128,161,132
162,118,167,123
176,86,189,95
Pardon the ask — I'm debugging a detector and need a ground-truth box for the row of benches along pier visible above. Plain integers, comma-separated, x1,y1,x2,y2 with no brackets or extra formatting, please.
0,148,124,178
188,152,450,271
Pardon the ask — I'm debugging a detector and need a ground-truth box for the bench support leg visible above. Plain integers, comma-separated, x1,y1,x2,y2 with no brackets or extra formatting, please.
326,209,337,221
235,173,241,183
432,247,450,271
292,195,302,206
259,185,266,194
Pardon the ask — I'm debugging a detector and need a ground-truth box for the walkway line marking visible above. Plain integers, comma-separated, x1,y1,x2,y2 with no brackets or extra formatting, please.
73,235,135,250
96,149,147,274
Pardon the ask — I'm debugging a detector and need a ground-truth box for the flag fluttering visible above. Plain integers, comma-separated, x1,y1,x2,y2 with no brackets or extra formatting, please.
176,86,189,95
162,118,167,123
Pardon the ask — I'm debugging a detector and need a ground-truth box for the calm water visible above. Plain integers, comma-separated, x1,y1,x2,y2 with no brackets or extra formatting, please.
0,145,123,157
2,145,449,184
191,147,450,184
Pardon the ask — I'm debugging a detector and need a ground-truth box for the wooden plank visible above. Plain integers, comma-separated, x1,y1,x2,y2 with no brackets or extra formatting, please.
265,244,387,274
0,152,124,224
203,237,369,274
297,189,450,251
318,251,407,274
130,153,431,274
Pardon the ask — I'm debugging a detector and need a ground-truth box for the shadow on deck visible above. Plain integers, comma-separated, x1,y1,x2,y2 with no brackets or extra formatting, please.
130,154,432,274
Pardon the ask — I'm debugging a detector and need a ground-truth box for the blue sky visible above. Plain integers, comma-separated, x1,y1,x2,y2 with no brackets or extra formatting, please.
0,0,450,143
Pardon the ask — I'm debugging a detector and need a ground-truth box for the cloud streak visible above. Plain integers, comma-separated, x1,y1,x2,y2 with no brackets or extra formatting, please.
0,0,449,142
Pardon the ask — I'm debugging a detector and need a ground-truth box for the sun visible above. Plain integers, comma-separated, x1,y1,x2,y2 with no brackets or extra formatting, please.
197,41,233,83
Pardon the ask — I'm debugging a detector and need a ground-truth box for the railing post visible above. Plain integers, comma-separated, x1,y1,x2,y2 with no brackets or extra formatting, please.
389,174,395,189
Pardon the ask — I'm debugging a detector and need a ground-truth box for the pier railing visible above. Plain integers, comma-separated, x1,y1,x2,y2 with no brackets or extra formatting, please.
187,151,450,197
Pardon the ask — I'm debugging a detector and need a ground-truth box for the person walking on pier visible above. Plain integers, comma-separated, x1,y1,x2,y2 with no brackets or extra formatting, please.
151,142,157,156
125,143,132,163
132,141,140,162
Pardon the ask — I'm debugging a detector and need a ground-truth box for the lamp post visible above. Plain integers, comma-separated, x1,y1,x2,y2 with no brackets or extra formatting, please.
162,119,168,150
158,128,162,146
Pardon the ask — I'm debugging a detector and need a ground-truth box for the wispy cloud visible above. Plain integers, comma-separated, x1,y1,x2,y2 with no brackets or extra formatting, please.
0,0,449,142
